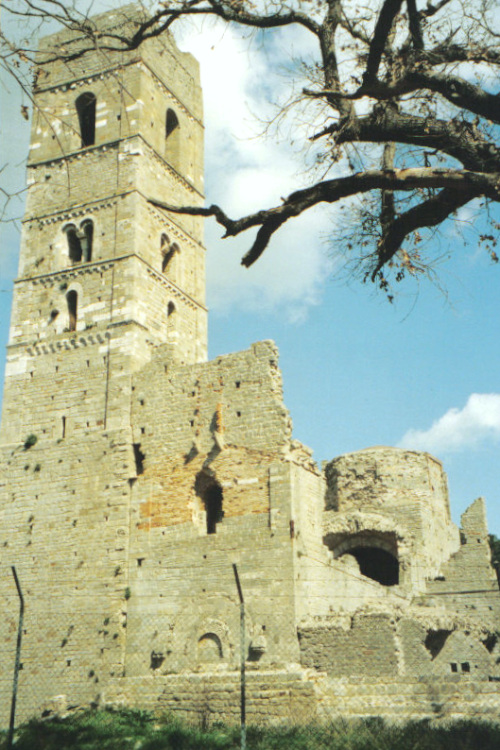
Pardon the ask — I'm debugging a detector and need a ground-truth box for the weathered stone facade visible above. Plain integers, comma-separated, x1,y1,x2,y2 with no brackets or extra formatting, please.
1,5,499,726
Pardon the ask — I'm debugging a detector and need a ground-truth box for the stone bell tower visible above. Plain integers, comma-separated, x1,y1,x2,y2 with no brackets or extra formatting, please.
0,4,207,444
0,6,208,724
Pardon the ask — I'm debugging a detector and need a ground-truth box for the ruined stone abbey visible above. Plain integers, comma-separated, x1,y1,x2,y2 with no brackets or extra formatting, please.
1,4,499,725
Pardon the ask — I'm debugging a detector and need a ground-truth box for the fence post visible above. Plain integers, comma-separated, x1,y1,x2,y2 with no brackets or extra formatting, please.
232,563,246,750
8,566,24,750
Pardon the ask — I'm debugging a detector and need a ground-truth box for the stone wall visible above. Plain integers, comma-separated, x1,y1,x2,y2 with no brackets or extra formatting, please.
425,499,500,626
0,430,134,725
324,448,460,583
126,341,301,673
299,614,399,677
36,5,202,122
313,676,500,721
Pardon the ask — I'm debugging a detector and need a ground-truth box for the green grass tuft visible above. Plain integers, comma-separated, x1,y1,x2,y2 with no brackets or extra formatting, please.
1,709,500,750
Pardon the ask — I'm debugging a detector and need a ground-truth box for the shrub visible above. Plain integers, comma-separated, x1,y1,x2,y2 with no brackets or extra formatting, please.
23,434,37,451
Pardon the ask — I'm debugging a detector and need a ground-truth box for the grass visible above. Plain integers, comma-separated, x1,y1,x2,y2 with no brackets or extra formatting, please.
1,709,500,750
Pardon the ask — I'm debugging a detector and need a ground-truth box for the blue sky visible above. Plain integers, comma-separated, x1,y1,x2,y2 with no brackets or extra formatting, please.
1,4,499,536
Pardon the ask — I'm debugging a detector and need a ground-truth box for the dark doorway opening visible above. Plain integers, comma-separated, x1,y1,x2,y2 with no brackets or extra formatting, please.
343,546,399,586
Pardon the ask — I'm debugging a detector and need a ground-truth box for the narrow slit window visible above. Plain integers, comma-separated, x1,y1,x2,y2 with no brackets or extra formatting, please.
205,484,223,534
80,220,94,262
166,108,179,139
133,444,145,475
162,249,173,273
164,245,179,275
165,108,180,168
76,92,96,147
64,224,81,264
166,301,175,339
161,235,175,274
67,290,78,332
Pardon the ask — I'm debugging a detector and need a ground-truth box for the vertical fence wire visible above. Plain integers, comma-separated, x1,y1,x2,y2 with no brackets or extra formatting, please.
7,566,24,750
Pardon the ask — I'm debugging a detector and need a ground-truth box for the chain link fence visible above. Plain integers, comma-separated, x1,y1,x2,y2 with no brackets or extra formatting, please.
2,560,500,746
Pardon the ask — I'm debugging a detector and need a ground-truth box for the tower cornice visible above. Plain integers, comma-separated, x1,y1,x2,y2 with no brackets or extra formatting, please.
27,135,204,199
13,254,208,314
22,190,205,253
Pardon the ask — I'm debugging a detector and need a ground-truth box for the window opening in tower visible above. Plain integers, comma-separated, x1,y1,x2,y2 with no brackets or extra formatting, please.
76,92,96,147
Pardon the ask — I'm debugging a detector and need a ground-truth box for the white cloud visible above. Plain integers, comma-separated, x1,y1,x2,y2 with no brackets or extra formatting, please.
398,394,500,454
176,18,332,320
205,203,335,322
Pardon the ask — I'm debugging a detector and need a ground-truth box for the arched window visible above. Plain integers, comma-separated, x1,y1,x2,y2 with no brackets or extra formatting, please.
195,472,224,535
66,290,78,332
165,108,180,168
64,220,94,264
326,529,401,587
166,108,179,139
80,219,93,262
161,233,173,273
162,241,179,275
76,92,96,147
160,233,169,252
64,223,81,263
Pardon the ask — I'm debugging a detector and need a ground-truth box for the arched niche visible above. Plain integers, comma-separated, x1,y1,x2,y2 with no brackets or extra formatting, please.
197,632,223,663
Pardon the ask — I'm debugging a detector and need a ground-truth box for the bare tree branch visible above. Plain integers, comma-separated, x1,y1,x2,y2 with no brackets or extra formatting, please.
407,0,424,51
426,43,500,66
420,0,454,18
363,0,405,85
3,0,500,290
373,187,477,276
149,167,500,266
316,110,499,172
305,70,500,125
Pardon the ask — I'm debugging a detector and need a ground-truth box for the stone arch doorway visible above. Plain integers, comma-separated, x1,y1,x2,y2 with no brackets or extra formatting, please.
339,545,399,586
328,529,400,586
